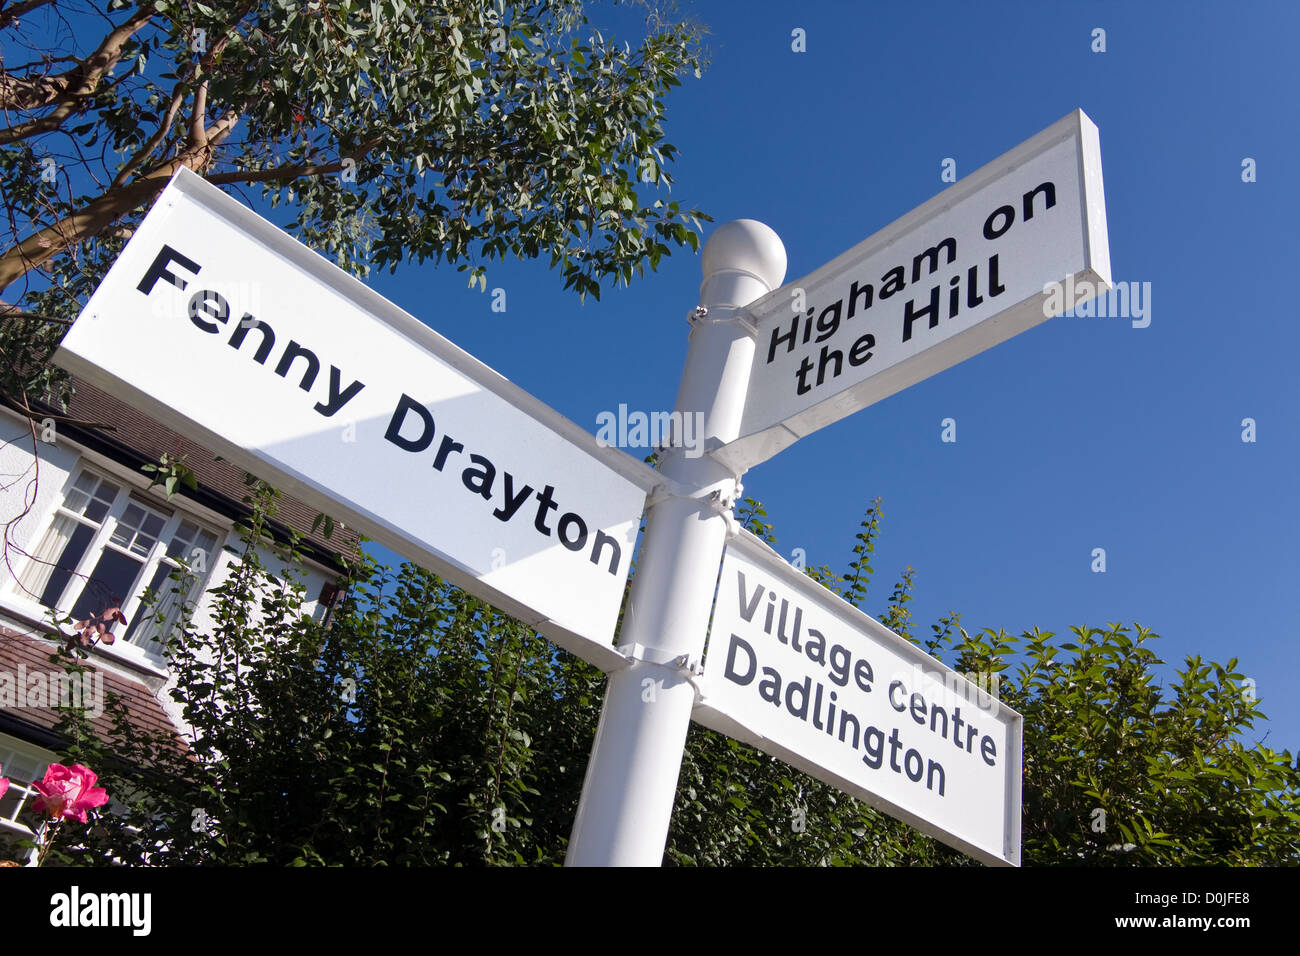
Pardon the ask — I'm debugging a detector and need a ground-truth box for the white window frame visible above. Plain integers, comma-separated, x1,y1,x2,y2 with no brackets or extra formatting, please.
8,464,222,668
0,734,54,866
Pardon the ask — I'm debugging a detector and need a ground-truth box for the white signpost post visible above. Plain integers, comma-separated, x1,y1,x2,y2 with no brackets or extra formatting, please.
567,108,1106,866
53,108,1109,868
695,530,1022,866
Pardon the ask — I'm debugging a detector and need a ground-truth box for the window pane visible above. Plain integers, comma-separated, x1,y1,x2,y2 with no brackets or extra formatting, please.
167,521,217,570
109,501,165,557
109,504,144,547
123,564,180,654
142,512,165,541
70,549,143,623
64,487,90,516
82,477,119,524
18,518,95,608
169,520,199,556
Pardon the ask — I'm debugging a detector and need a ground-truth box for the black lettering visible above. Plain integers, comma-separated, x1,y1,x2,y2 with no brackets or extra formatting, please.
1022,180,1056,221
736,571,765,622
187,289,228,333
847,279,873,318
590,529,622,576
558,512,587,551
724,634,756,685
904,749,924,783
887,727,903,773
493,473,533,522
432,434,463,471
966,264,984,309
313,367,365,417
794,356,815,395
879,266,906,299
533,484,558,535
987,253,1006,297
848,332,874,366
275,340,320,392
901,286,940,343
137,244,200,295
767,316,799,363
461,454,496,500
854,657,873,694
816,346,842,386
384,394,435,452
983,204,1015,240
888,680,907,712
814,301,841,341
927,760,946,795
911,237,957,282
229,315,275,364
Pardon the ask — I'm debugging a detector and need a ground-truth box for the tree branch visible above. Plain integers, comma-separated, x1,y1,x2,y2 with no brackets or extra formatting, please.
204,137,385,187
187,80,209,150
0,301,73,324
0,7,152,142
0,0,56,30
0,109,242,292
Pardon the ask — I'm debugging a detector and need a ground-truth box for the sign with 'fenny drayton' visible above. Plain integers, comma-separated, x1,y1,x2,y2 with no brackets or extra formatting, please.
55,169,656,667
715,109,1111,472
694,531,1023,866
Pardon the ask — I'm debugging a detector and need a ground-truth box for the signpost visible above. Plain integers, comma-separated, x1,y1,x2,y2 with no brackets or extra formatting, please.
568,109,1106,866
53,108,1111,867
695,530,1022,866
54,168,659,669
714,109,1110,473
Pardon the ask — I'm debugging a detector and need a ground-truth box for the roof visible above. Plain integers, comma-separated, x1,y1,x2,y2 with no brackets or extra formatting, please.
0,626,188,761
26,374,361,568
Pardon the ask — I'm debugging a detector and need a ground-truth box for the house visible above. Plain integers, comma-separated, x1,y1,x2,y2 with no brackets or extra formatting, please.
0,373,357,863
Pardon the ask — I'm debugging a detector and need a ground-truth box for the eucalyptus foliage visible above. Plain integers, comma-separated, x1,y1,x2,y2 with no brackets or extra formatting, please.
0,0,709,410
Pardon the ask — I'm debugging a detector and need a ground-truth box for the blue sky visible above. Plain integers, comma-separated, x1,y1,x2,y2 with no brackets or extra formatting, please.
355,0,1299,751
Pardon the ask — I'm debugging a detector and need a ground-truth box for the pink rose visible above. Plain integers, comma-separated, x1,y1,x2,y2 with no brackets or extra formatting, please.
0,765,9,801
31,763,109,823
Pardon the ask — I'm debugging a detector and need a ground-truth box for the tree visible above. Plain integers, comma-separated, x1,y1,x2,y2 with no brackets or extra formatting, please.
18,488,1295,867
0,0,709,414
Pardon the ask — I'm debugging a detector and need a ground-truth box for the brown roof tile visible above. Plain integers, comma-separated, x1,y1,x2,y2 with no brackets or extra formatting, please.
0,626,187,760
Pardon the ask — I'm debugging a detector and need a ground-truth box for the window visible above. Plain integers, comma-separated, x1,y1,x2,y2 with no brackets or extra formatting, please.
13,467,222,662
0,736,52,865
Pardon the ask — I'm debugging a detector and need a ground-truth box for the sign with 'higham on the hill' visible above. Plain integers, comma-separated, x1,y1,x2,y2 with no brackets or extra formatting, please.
714,109,1110,472
55,169,657,669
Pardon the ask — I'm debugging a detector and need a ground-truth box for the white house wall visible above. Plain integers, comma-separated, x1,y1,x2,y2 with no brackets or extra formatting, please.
0,403,341,748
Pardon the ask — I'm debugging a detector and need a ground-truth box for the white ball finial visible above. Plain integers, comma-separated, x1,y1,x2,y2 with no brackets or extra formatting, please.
700,220,787,306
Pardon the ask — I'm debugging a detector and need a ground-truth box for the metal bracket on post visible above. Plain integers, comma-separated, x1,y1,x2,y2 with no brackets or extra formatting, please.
614,642,708,702
707,479,743,538
643,474,742,512
687,304,758,339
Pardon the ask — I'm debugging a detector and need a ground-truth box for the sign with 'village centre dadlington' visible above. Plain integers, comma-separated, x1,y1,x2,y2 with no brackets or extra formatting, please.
55,169,657,667
695,531,1023,866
